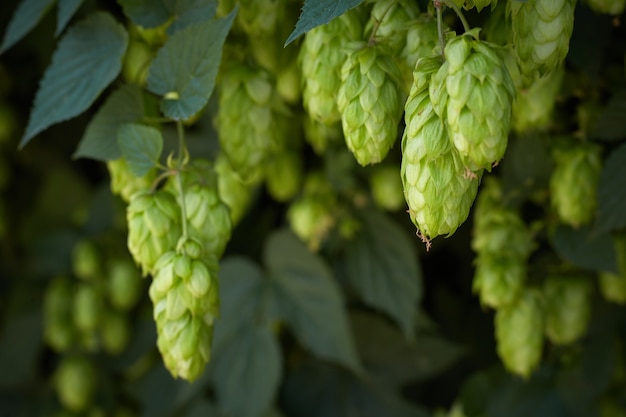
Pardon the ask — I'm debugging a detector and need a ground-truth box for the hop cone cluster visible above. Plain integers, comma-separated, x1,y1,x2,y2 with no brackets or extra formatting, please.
108,158,156,203
402,57,481,241
542,274,592,345
337,43,406,166
550,142,602,227
127,190,181,276
495,289,544,378
149,240,219,381
508,0,575,83
299,10,364,125
471,178,533,309
216,63,288,182
236,0,286,37
586,0,626,15
430,31,515,171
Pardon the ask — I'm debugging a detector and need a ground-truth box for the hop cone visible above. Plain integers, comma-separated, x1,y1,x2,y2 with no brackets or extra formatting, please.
586,0,626,14
127,190,182,276
550,142,602,227
543,274,592,345
299,10,364,124
100,309,131,355
303,116,343,155
400,17,439,90
464,0,499,11
216,64,286,182
495,289,544,378
107,258,143,311
236,0,286,37
512,66,564,133
598,271,626,305
149,240,219,381
44,277,77,352
402,57,481,241
265,151,303,202
108,158,156,203
434,32,515,170
73,282,104,333
54,355,97,413
369,164,405,211
365,0,420,54
215,153,253,226
184,184,232,258
508,0,575,83
337,43,406,166
473,254,526,309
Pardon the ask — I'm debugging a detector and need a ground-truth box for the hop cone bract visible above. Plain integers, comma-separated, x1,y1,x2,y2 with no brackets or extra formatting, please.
495,289,544,378
508,0,575,83
127,190,182,276
337,43,406,166
108,158,156,203
550,142,602,227
299,10,364,124
184,184,232,258
149,240,219,381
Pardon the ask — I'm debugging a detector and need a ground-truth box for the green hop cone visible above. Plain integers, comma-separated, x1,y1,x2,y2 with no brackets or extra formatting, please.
337,42,406,166
303,116,343,155
107,158,157,203
215,153,254,226
54,355,98,413
464,0,499,11
287,196,336,252
72,240,101,281
299,10,364,124
495,289,544,378
183,183,232,258
107,258,143,311
265,151,303,203
435,31,515,170
73,282,104,334
473,254,526,309
149,241,218,381
400,17,439,90
542,274,592,345
369,164,405,211
127,190,182,276
100,309,131,355
550,142,602,227
508,0,575,83
598,271,626,305
216,63,287,182
512,65,564,133
586,0,626,14
236,0,286,37
44,277,77,352
365,0,420,54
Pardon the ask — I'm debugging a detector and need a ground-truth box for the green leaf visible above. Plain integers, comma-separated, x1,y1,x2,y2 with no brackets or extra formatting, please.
73,84,146,161
118,0,171,28
213,256,269,349
596,144,626,233
0,0,56,54
592,90,626,141
284,0,364,46
147,10,235,120
344,209,422,339
117,123,163,176
20,12,128,148
166,0,218,35
56,0,84,35
211,323,282,417
551,225,618,273
264,229,361,372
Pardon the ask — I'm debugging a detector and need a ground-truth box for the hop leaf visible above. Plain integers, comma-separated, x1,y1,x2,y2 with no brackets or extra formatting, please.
127,190,182,276
298,10,364,125
337,43,406,166
550,142,602,227
508,0,575,83
495,289,544,378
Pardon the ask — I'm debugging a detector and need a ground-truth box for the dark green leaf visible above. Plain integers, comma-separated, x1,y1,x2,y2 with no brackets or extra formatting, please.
285,0,364,46
596,144,626,233
0,0,56,54
592,90,626,141
344,209,422,338
166,0,218,35
351,311,464,387
213,256,269,350
147,10,235,120
20,12,128,148
551,225,618,273
183,400,224,417
134,364,187,417
211,323,282,417
280,359,429,417
0,311,42,389
566,6,612,77
56,0,84,35
117,123,163,176
74,84,146,161
118,0,171,28
264,229,361,372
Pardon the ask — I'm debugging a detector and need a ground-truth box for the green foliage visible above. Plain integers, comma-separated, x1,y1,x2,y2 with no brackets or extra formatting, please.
285,0,365,45
0,0,56,53
117,123,163,176
596,143,626,233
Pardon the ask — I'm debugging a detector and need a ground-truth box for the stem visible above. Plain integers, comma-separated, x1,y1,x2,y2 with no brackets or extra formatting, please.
435,1,446,60
176,170,189,241
367,1,396,45
175,120,189,247
444,0,471,33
